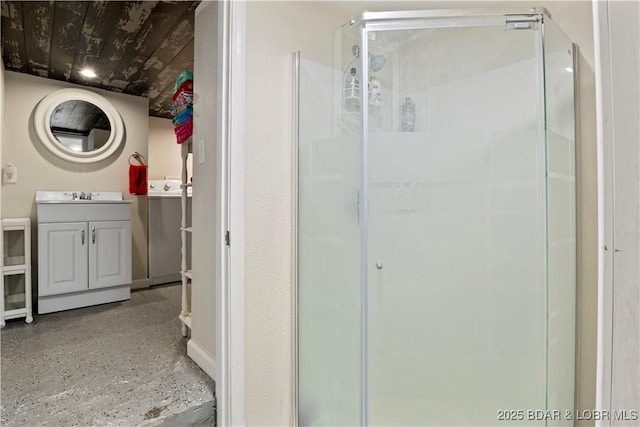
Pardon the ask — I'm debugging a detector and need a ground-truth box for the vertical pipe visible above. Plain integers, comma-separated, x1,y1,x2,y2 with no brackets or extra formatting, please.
360,22,369,427
538,15,551,422
538,15,550,426
572,42,581,422
291,51,300,427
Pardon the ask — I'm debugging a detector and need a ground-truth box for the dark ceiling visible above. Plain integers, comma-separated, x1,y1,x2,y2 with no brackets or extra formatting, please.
1,1,199,119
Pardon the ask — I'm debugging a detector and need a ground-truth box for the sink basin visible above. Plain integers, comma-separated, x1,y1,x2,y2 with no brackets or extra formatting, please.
35,191,130,203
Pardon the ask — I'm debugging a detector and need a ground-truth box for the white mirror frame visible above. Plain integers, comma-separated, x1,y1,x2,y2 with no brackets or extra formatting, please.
33,88,125,163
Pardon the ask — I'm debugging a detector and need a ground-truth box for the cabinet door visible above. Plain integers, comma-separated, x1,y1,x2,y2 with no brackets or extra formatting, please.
88,221,131,289
38,222,88,296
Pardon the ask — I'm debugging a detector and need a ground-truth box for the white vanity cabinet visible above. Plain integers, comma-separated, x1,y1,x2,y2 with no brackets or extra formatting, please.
36,192,132,314
38,222,88,296
89,221,131,289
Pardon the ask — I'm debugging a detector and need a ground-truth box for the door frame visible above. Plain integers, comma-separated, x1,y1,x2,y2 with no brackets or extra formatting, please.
216,0,246,425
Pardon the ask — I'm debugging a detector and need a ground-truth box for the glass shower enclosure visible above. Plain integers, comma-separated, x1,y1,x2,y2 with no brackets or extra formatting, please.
296,9,576,426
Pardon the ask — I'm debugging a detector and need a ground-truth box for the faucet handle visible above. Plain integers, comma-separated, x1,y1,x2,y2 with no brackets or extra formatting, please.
72,192,78,200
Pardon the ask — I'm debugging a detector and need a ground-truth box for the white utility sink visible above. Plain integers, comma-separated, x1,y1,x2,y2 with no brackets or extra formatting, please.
148,179,191,198
35,191,131,204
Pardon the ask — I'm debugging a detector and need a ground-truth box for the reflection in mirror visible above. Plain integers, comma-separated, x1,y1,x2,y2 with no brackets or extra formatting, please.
50,100,112,153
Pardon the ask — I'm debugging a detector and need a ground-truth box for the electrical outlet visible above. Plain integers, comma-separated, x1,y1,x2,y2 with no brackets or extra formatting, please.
3,163,17,184
198,139,205,164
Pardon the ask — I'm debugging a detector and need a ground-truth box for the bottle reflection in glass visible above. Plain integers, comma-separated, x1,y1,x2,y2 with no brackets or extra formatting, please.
344,67,360,112
400,97,416,132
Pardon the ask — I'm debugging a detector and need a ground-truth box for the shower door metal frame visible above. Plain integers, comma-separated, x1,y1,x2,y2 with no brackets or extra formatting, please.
292,49,300,427
294,8,565,426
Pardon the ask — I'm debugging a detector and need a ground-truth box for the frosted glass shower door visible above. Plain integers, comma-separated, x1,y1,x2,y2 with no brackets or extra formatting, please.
365,24,547,426
298,24,362,426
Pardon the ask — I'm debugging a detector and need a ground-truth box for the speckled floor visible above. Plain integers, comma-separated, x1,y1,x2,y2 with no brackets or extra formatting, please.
0,283,215,426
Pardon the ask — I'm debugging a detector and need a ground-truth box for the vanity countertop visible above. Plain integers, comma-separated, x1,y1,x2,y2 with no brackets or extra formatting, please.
37,200,133,204
35,191,132,204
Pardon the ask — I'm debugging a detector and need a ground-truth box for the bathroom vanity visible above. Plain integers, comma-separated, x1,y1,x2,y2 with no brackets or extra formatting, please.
36,191,132,314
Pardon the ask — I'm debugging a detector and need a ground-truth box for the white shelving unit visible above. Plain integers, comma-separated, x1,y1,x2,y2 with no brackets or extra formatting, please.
179,138,193,336
1,218,33,327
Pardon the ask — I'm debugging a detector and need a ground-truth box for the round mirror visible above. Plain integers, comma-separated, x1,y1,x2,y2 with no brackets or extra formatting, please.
34,88,124,163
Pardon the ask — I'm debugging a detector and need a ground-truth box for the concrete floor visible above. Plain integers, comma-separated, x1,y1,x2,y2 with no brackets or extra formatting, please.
0,283,215,426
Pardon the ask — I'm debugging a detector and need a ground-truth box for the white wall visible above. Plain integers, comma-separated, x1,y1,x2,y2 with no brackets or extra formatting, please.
188,0,218,378
148,116,193,180
1,72,149,285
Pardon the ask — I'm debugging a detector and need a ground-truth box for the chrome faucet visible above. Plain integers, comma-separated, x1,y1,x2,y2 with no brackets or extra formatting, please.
80,192,86,200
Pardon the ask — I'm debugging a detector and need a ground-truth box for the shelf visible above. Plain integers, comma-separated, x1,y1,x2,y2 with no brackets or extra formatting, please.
4,293,26,311
2,225,26,231
4,308,28,320
179,134,192,338
179,313,192,329
3,266,27,276
2,217,32,327
3,255,26,267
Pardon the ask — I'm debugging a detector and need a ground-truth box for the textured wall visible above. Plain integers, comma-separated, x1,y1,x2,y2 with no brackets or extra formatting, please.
189,0,218,375
1,72,149,289
608,1,640,424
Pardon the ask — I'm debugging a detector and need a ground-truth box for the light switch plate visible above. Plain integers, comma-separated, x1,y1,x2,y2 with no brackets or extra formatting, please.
3,163,17,184
198,139,205,164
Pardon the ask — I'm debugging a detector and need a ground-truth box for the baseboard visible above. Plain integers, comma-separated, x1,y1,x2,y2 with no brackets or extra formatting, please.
131,278,150,290
38,285,130,314
187,339,216,380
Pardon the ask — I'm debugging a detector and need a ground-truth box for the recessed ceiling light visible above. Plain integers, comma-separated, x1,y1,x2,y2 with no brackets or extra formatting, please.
80,68,97,78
